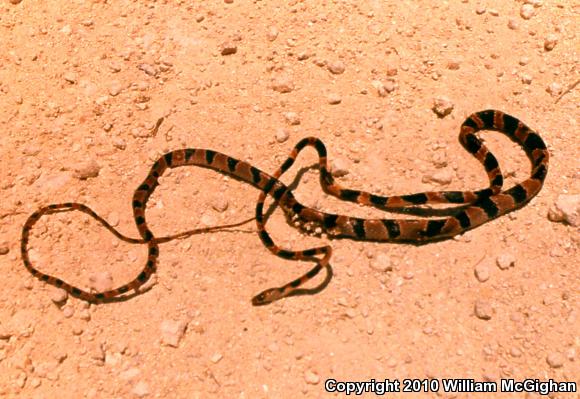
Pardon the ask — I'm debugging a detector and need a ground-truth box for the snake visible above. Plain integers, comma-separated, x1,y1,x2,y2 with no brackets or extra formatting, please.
20,110,549,306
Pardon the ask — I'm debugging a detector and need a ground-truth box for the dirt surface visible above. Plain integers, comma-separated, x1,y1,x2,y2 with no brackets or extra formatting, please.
0,1,578,398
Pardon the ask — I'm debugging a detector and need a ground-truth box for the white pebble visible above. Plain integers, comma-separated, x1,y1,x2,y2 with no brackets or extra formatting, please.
327,60,346,75
548,194,580,226
89,271,114,292
267,27,279,42
210,353,223,363
304,370,320,385
272,75,294,93
160,320,188,348
546,82,562,96
330,158,349,177
132,381,149,398
422,168,453,185
275,129,289,143
73,159,101,180
496,253,516,270
520,4,535,19
544,34,558,51
327,93,342,104
283,112,300,125
474,263,490,282
474,300,493,320
546,352,564,368
370,253,393,272
432,96,454,117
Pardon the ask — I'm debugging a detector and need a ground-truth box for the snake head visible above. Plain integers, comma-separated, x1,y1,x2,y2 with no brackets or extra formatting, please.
251,288,284,306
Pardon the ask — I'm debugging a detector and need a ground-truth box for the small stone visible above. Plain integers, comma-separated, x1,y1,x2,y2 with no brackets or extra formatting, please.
9,0,23,4
272,75,294,93
220,42,237,56
327,60,346,75
330,158,349,177
73,159,101,180
137,63,157,77
89,271,114,292
475,5,486,14
447,60,460,70
422,168,453,185
304,370,320,385
109,82,123,96
63,72,77,84
0,243,9,255
132,381,149,398
49,287,68,304
210,353,223,363
496,253,516,270
370,253,393,272
160,320,188,348
521,74,532,84
510,347,522,357
544,34,558,51
113,138,127,150
108,211,120,227
275,129,289,143
520,4,535,19
267,27,279,42
474,300,493,320
371,80,386,97
327,93,342,104
224,0,233,3
507,19,519,30
211,198,228,213
283,112,300,125
488,9,499,16
546,352,564,368
546,82,562,96
548,194,580,226
474,263,490,282
432,96,454,117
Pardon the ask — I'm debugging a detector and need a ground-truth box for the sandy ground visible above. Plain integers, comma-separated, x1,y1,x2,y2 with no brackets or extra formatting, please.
0,1,578,398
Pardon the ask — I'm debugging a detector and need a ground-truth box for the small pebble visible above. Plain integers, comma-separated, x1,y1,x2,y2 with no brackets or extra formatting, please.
211,198,229,213
327,93,342,104
109,82,123,96
447,60,461,70
474,263,490,282
220,42,237,56
474,300,493,320
520,4,535,19
108,211,120,227
0,243,9,255
283,112,300,125
275,129,289,143
272,75,294,93
304,370,320,385
544,34,558,51
327,60,346,75
330,158,349,177
488,9,499,16
132,381,149,398
137,63,157,77
267,27,279,42
432,96,454,117
496,253,516,270
422,168,453,185
73,159,101,180
49,287,68,304
9,0,23,4
548,194,580,226
475,5,486,15
507,19,519,30
210,353,223,363
521,74,532,84
160,320,188,348
63,72,78,84
546,82,562,96
89,271,114,292
369,253,393,272
546,352,564,368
